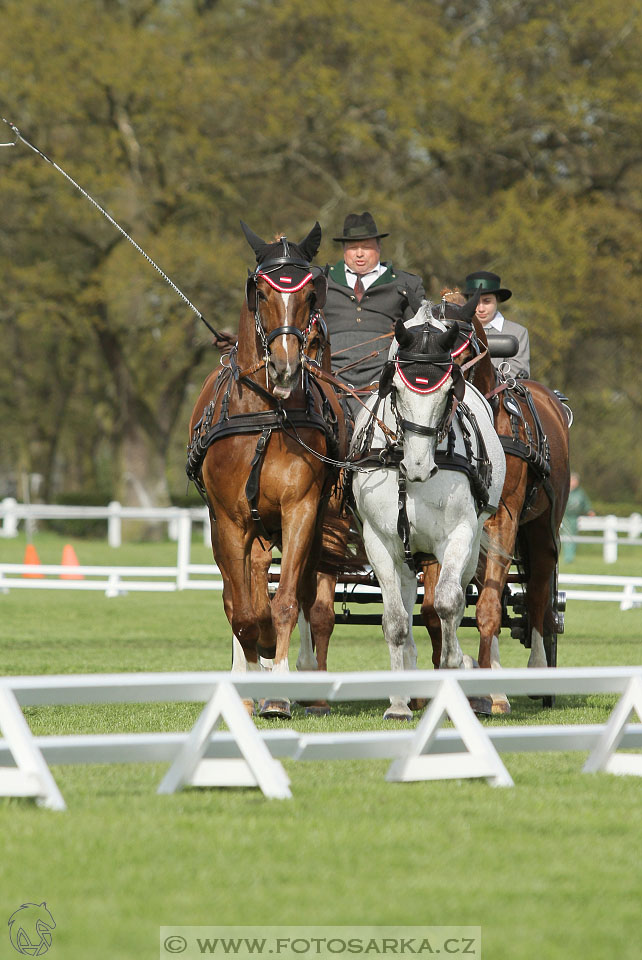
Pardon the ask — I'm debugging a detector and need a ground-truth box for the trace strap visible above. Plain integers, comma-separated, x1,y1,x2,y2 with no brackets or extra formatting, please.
1,117,223,342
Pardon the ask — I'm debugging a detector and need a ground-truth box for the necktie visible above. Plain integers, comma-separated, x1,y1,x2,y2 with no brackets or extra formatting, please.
354,275,365,302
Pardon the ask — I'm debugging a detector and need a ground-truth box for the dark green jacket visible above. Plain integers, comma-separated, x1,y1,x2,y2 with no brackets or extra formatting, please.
322,260,425,389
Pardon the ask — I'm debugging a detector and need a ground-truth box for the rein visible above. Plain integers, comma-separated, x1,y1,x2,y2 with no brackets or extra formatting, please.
302,357,397,443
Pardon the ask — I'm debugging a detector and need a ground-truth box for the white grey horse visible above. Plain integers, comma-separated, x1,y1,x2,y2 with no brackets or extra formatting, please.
351,319,506,719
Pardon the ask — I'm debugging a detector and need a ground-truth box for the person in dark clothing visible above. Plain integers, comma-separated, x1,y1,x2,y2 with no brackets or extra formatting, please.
322,212,425,419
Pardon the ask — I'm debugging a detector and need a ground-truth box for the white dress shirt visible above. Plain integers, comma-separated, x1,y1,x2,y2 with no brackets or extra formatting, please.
345,262,386,291
484,309,506,332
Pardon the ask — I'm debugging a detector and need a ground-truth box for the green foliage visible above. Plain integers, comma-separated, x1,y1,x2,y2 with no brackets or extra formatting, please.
1,0,640,502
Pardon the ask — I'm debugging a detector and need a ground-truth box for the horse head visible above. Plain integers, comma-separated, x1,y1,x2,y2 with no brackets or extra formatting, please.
381,318,464,483
241,221,327,398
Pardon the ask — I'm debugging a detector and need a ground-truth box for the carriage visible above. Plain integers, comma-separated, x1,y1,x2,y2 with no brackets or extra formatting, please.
188,224,570,718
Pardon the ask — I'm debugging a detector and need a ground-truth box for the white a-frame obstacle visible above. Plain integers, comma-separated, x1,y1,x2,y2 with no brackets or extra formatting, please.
583,675,642,777
157,681,292,798
386,675,514,787
0,685,66,810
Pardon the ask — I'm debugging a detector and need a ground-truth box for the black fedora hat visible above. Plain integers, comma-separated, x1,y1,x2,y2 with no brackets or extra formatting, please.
333,211,389,243
463,270,512,302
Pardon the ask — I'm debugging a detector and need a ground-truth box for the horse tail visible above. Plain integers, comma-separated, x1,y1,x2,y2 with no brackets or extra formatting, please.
479,527,513,564
316,511,369,576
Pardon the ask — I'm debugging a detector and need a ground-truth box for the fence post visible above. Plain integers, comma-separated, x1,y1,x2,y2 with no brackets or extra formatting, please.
203,511,212,548
628,513,642,540
108,501,122,548
604,515,618,564
176,511,192,590
0,497,19,538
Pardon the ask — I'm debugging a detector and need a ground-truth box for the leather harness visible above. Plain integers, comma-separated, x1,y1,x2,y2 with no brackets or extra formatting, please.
186,349,340,544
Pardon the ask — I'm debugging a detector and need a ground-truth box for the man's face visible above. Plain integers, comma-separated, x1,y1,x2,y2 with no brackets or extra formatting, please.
475,293,499,326
343,238,381,275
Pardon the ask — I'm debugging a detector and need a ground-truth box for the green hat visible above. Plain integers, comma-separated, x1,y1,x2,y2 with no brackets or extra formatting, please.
333,212,389,242
463,270,512,302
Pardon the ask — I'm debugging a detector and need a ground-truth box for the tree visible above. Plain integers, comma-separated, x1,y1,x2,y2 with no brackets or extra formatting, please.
1,0,640,506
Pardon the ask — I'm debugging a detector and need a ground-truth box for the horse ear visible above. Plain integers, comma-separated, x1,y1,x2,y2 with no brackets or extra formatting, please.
240,220,267,257
394,317,414,350
452,365,466,401
378,361,395,398
457,286,481,322
312,273,327,310
246,276,257,313
437,321,460,353
298,221,322,262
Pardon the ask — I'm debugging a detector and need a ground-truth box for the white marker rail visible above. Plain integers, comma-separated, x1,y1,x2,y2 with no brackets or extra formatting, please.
1,667,642,809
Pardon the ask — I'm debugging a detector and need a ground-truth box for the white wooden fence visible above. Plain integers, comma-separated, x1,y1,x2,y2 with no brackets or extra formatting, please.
0,500,640,607
0,497,211,547
1,667,641,808
1,498,641,560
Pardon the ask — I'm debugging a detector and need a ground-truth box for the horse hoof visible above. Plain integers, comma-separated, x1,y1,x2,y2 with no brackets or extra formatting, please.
468,696,493,716
409,698,427,711
304,704,331,716
242,698,255,717
258,698,291,720
384,706,413,722
491,694,511,715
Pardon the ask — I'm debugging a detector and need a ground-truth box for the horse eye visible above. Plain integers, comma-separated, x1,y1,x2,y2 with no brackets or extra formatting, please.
257,289,268,302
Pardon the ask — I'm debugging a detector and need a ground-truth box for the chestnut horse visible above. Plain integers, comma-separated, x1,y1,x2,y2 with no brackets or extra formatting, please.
187,223,345,718
420,291,570,711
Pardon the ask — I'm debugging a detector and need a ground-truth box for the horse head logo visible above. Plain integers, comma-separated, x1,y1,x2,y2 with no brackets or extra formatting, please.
8,903,56,956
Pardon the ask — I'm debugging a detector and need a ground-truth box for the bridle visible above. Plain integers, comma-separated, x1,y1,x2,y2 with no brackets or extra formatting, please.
391,341,460,445
248,238,324,377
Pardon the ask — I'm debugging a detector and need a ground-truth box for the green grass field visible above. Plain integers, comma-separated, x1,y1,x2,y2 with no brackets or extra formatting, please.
1,531,641,960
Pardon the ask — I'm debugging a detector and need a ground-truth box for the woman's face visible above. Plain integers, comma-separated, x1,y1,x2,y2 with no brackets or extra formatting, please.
475,293,499,326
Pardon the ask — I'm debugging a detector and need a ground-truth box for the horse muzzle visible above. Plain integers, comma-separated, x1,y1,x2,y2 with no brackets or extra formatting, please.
399,457,439,484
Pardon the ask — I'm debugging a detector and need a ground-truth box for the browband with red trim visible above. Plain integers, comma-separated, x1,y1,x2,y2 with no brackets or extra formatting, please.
257,270,313,293
395,359,453,394
451,332,473,358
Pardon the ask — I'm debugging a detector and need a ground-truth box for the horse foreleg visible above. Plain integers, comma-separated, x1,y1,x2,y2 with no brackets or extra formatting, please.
476,510,519,714
249,540,277,660
420,560,442,669
435,521,477,670
522,515,558,668
231,636,261,716
259,503,320,719
295,572,335,715
213,518,259,667
361,527,416,721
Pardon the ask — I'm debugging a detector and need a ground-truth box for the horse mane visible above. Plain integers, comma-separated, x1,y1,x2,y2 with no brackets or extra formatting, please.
440,286,465,305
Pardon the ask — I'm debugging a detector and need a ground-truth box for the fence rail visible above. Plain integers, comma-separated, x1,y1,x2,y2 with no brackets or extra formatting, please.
1,499,642,560
1,561,641,608
0,500,641,607
2,667,642,807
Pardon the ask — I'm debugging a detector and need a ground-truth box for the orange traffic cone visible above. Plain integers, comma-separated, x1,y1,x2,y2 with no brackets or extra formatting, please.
61,543,84,580
23,543,44,578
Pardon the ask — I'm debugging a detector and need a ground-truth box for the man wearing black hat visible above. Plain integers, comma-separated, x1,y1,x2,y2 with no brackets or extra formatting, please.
323,212,425,411
463,270,530,378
